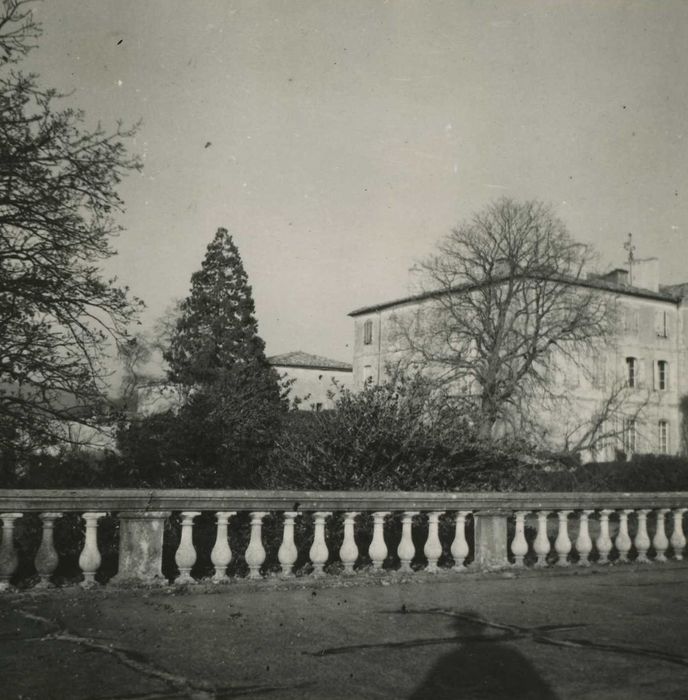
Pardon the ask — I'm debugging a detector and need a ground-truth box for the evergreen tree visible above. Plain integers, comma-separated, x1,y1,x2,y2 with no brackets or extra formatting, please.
165,228,271,383
139,227,284,487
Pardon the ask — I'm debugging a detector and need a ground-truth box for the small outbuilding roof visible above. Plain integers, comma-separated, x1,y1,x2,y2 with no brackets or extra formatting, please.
267,351,352,372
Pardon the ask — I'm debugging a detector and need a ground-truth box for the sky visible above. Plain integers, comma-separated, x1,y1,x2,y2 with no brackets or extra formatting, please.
23,0,688,364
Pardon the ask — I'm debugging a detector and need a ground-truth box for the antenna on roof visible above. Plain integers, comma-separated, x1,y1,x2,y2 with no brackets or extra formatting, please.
623,233,635,285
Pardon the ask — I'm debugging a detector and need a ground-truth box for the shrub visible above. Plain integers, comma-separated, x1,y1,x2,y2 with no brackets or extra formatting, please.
517,453,688,492
259,375,535,491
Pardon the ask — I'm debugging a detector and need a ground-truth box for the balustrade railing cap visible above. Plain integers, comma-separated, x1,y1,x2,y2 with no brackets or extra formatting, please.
2,489,688,512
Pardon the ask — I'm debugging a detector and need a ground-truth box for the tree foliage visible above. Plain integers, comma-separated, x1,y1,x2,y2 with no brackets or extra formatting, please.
118,228,284,487
0,0,142,458
165,228,271,385
261,374,533,491
391,198,611,442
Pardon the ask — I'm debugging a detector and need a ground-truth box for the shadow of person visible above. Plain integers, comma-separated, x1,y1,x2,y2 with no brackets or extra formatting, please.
409,611,558,700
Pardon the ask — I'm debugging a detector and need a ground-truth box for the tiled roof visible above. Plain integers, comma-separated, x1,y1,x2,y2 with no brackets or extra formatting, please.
267,351,352,372
349,274,683,317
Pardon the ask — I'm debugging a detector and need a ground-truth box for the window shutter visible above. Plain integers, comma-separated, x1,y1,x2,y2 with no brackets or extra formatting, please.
594,355,607,387
637,357,645,388
654,311,661,336
653,360,658,391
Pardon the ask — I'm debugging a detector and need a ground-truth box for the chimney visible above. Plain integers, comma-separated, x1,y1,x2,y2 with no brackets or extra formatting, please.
630,257,659,292
599,268,629,286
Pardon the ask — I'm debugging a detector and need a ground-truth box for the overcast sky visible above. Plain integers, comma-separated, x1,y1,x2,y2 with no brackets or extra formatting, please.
24,0,688,363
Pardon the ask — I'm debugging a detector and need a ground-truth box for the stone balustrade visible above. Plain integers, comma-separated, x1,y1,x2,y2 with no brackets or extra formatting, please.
1,490,687,590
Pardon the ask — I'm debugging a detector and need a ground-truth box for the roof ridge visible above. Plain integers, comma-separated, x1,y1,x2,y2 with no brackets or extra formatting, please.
349,273,681,317
267,350,352,371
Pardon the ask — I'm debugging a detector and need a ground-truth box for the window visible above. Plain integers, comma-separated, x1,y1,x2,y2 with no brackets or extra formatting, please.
655,310,669,338
592,355,607,388
314,402,323,412
363,319,373,345
623,308,639,335
658,420,669,453
657,360,668,391
565,363,580,389
623,418,636,455
626,357,637,388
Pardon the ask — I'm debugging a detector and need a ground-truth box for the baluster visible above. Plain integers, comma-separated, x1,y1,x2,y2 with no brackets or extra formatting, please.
369,512,390,570
510,511,529,567
309,511,331,576
595,509,613,564
652,508,670,562
0,513,23,591
35,512,62,588
397,511,418,572
278,511,299,577
245,511,267,579
451,511,471,571
424,511,444,573
339,512,359,574
635,509,651,563
670,508,687,560
575,510,594,566
174,511,200,584
79,512,106,588
533,511,551,567
614,510,633,563
554,510,572,567
211,511,236,582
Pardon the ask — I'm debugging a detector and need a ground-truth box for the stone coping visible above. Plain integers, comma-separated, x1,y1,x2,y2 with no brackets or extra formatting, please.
2,489,687,512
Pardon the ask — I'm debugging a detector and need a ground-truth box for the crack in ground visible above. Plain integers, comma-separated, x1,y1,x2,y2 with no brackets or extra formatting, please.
13,608,305,699
305,607,688,668
421,608,688,667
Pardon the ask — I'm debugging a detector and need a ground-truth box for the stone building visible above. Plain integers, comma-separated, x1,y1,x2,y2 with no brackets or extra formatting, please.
267,351,352,411
136,351,351,416
349,258,688,459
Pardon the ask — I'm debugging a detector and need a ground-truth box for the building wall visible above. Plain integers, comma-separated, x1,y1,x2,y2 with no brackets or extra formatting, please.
352,290,687,457
276,366,352,410
353,304,417,388
136,367,352,416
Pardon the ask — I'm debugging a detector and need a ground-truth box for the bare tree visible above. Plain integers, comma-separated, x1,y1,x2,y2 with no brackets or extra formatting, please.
527,378,650,458
0,0,39,63
0,1,142,457
115,301,183,412
391,198,613,441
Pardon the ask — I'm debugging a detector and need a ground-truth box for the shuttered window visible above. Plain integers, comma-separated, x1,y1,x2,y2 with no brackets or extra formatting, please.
657,360,668,391
626,357,637,388
363,320,373,345
658,420,669,453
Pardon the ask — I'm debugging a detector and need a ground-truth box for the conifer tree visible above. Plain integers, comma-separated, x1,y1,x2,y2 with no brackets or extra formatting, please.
165,228,271,384
149,228,284,487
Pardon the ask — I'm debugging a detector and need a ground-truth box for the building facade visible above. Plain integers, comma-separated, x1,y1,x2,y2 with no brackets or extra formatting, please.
349,258,688,459
136,351,352,416
267,351,352,411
